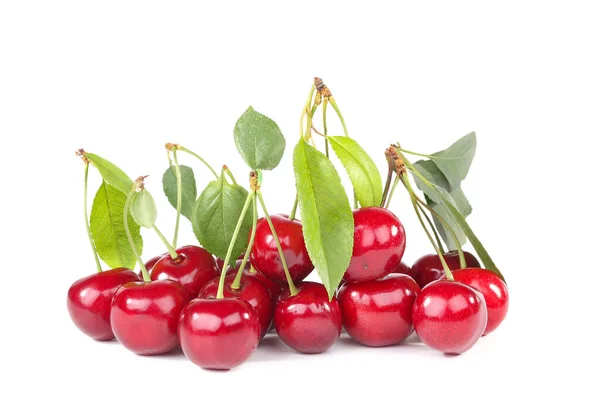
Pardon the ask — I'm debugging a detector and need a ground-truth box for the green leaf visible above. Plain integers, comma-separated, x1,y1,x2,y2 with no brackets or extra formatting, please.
233,106,286,170
85,153,133,194
328,136,383,207
427,182,505,281
90,181,142,269
130,190,157,228
425,194,467,251
430,132,477,188
293,139,354,299
191,173,253,259
162,165,197,220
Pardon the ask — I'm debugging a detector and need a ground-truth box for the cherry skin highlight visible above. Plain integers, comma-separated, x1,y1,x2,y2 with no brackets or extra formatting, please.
110,280,189,355
67,268,140,341
150,245,218,299
411,251,481,288
251,215,314,284
199,273,274,338
451,268,508,335
344,207,407,283
178,298,261,370
412,280,487,354
338,274,420,347
274,282,342,354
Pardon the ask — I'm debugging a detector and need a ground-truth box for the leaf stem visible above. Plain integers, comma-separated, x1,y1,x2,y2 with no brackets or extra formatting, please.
384,175,400,209
322,98,329,159
171,148,182,249
402,175,453,280
177,146,219,180
223,165,237,185
300,85,316,139
124,186,149,282
396,148,434,158
416,202,445,253
216,190,254,298
329,98,349,137
289,194,298,221
84,163,102,272
231,195,257,290
152,225,179,260
256,190,298,296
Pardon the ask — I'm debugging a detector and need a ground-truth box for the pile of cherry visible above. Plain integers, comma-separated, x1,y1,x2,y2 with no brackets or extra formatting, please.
68,205,509,370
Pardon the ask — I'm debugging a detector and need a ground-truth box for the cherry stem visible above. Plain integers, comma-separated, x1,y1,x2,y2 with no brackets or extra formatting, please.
384,175,400,209
416,201,445,252
232,194,257,290
171,148,182,249
300,85,316,139
177,146,219,180
124,186,150,282
329,98,349,137
256,190,299,296
289,194,298,221
401,174,453,280
223,165,237,185
216,190,254,299
83,162,102,272
322,98,330,159
152,225,179,260
395,147,434,158
380,167,393,207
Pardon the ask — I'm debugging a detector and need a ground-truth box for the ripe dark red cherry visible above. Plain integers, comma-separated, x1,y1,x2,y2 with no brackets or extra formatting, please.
251,215,314,284
179,298,261,370
139,253,166,279
199,273,274,338
110,280,188,355
411,251,481,288
451,268,509,335
274,282,342,354
150,245,218,299
412,280,487,354
338,274,420,347
344,207,407,283
393,261,413,277
67,268,140,341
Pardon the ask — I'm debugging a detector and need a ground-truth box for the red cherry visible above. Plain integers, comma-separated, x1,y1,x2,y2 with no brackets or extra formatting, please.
451,268,509,335
199,273,274,338
412,280,487,354
139,253,166,279
215,259,284,299
338,274,420,347
178,298,261,370
344,207,407,283
215,254,245,272
150,245,218,299
110,280,189,355
250,215,314,284
67,268,140,341
411,251,481,288
274,282,342,354
393,261,413,277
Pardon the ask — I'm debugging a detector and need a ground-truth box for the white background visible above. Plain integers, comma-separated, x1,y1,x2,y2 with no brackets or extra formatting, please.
1,1,598,399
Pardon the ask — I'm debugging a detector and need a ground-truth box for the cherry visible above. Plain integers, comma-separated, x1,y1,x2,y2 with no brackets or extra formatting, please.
215,254,245,272
451,268,509,335
67,268,140,341
338,274,420,347
110,280,188,355
344,207,407,283
199,273,274,338
412,280,487,354
411,251,481,288
393,261,413,277
178,298,261,370
251,214,314,284
150,245,218,299
274,282,342,354
139,253,166,279
215,258,284,299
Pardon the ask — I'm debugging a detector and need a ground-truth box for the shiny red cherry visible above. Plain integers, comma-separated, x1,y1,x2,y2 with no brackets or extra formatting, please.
150,245,218,299
67,268,140,341
338,274,420,346
413,280,487,354
411,251,481,288
251,215,314,284
451,268,508,335
274,282,342,354
139,253,166,279
393,261,413,277
215,254,245,272
110,280,188,355
199,273,274,338
215,259,284,299
344,207,406,283
179,298,261,370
